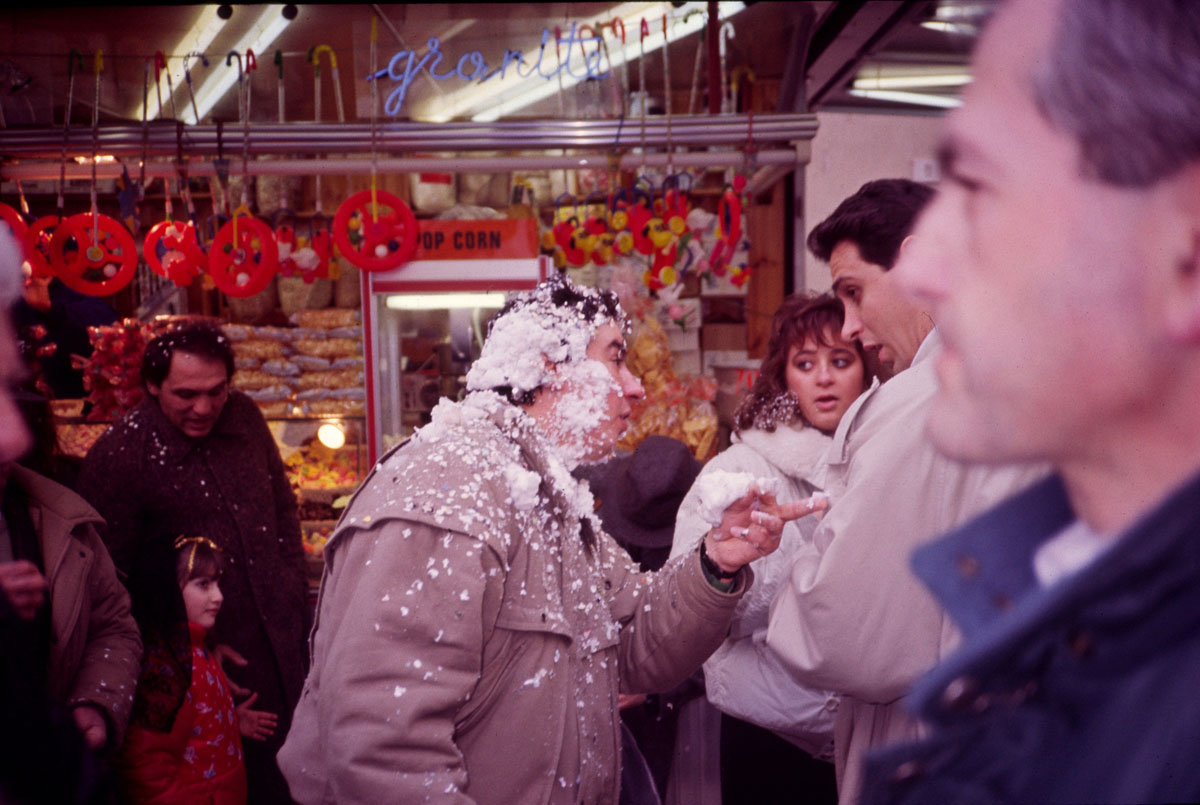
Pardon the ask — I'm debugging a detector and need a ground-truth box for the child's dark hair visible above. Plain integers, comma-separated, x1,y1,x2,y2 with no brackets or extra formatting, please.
173,536,225,586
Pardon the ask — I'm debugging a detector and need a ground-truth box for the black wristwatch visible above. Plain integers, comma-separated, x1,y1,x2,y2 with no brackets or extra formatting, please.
700,538,740,580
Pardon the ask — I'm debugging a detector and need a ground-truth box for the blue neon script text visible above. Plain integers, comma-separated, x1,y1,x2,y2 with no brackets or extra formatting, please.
367,24,611,116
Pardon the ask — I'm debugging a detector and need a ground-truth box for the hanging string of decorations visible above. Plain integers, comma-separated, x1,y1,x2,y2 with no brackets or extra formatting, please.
0,13,804,299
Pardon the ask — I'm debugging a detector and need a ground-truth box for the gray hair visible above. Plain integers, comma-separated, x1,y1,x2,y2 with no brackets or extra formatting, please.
0,223,22,311
1031,0,1200,188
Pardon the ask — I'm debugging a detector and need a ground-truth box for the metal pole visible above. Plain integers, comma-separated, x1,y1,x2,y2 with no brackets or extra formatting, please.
1,147,804,182
0,114,817,158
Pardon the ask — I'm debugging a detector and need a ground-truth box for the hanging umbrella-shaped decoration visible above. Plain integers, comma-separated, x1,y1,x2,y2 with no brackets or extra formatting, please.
143,150,206,287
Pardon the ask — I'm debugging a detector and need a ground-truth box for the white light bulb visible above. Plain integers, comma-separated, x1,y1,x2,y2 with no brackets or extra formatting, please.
317,422,346,449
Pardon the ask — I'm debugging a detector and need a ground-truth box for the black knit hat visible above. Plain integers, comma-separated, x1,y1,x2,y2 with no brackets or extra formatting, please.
577,435,701,549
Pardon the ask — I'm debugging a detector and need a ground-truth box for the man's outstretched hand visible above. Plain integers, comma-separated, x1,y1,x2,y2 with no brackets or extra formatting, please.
705,490,828,575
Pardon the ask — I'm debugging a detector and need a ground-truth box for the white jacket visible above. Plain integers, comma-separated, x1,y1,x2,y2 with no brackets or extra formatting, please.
671,420,838,757
766,330,1046,804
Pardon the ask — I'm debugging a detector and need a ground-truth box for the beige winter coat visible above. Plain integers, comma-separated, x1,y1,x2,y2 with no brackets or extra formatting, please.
279,394,747,804
671,423,838,758
15,465,142,749
766,331,1045,804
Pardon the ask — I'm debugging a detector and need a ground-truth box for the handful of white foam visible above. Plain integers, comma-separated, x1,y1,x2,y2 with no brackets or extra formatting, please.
694,470,784,534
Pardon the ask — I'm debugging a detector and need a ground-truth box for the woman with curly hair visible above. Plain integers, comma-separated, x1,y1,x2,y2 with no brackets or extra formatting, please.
669,293,872,804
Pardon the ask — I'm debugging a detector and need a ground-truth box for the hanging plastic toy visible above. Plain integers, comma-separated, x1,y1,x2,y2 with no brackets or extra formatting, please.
145,194,206,288
332,22,418,272
144,217,205,286
625,182,658,257
23,215,60,279
144,127,206,288
143,68,205,288
662,172,693,242
581,192,614,267
272,199,331,286
52,215,139,297
273,208,299,278
50,52,138,297
269,55,303,281
550,194,589,268
208,50,278,297
0,203,27,243
305,214,333,279
25,50,87,280
208,209,277,297
332,192,417,272
710,174,749,281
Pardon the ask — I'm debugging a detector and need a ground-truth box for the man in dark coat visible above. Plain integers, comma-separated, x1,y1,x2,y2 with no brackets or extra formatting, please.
77,322,307,804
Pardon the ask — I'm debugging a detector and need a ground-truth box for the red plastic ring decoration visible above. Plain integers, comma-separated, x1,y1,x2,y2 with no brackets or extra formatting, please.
145,219,206,287
24,215,62,278
208,214,278,298
0,202,28,244
332,190,418,272
49,212,139,296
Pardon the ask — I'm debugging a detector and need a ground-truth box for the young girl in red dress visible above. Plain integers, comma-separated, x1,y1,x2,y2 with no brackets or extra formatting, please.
117,536,277,804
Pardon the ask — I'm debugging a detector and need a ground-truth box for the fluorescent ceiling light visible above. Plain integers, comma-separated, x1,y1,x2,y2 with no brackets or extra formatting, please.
931,1,993,22
131,6,227,121
847,88,962,109
188,5,292,125
919,20,978,36
415,1,745,123
386,292,509,311
853,72,971,91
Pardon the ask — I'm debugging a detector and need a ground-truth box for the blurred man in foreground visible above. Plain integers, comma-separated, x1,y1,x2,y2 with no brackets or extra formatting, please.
862,1,1200,802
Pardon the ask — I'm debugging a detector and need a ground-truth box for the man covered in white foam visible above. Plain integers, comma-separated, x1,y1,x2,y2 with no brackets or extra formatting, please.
279,274,820,804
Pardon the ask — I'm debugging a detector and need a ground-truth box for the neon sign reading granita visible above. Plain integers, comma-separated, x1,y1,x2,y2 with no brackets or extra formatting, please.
367,23,612,116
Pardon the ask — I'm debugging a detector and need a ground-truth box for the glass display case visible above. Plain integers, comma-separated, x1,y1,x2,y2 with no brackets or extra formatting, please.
273,415,367,594
370,297,506,451
360,220,547,460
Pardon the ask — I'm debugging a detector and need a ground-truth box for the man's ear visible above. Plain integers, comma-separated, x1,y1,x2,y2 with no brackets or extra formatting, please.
146,382,161,398
1163,166,1200,344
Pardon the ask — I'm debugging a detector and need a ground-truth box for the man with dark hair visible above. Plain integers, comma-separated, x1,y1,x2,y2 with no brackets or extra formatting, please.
77,321,306,804
279,274,817,804
807,179,936,377
859,1,1200,802
766,182,1042,803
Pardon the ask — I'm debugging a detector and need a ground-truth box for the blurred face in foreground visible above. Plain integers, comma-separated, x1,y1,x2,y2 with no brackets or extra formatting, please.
0,317,32,491
895,0,1191,479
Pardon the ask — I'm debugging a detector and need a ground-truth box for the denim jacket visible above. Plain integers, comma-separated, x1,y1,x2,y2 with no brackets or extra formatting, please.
862,470,1200,804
